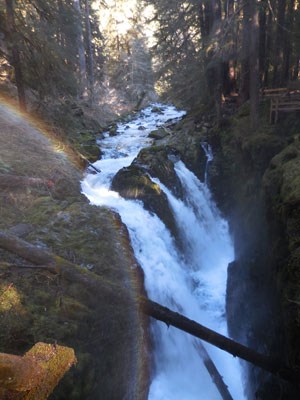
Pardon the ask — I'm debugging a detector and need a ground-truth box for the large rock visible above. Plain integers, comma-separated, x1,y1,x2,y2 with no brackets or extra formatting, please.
111,164,179,238
148,128,169,140
263,139,300,371
135,146,183,197
208,115,300,399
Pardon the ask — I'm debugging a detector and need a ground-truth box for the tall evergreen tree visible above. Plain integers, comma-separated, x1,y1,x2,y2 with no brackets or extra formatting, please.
74,0,87,95
4,0,26,110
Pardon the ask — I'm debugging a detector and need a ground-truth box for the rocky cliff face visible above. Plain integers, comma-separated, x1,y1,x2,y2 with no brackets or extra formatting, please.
133,108,300,399
207,113,300,399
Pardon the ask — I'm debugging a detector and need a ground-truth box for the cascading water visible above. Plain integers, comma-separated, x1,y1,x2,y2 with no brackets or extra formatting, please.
81,104,245,399
200,142,213,183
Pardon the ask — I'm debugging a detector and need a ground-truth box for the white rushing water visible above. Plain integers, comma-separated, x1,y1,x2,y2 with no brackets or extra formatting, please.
81,104,245,399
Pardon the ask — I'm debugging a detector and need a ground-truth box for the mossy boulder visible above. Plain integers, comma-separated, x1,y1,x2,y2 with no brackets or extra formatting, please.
70,131,102,163
148,128,168,140
167,127,208,182
135,146,183,197
77,144,101,162
111,164,178,238
150,106,164,114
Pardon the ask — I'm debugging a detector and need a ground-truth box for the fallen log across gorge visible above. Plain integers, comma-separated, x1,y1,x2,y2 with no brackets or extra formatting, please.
0,230,299,385
139,298,300,384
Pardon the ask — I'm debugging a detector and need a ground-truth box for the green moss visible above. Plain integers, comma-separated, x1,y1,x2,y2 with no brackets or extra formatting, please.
0,283,23,312
141,145,164,154
73,142,101,162
236,102,250,117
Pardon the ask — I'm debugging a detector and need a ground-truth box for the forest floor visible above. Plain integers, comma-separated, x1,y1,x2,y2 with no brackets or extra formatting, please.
0,98,148,399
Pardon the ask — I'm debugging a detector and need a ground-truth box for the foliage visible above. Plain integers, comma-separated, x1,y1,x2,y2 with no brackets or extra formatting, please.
144,0,300,117
0,0,156,107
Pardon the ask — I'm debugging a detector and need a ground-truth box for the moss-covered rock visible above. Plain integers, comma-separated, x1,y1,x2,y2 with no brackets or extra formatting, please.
263,138,300,371
135,146,183,196
111,164,178,238
206,113,300,399
148,128,168,140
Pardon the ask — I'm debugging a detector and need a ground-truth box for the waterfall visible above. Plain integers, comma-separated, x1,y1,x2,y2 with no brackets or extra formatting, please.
201,142,213,184
81,104,245,399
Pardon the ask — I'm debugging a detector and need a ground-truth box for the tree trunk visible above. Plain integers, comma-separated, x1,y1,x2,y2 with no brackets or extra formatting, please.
57,0,66,48
211,0,222,125
198,1,206,40
249,0,260,129
84,0,94,102
272,0,287,86
74,0,87,95
224,0,234,18
264,7,273,87
203,1,211,37
259,5,267,85
140,298,299,384
293,58,299,80
222,0,236,96
239,0,250,104
1,230,299,384
283,0,295,83
194,340,233,400
0,230,126,304
5,0,26,112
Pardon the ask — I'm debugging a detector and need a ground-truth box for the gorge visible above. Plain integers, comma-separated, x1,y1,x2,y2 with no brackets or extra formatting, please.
82,104,245,399
0,97,299,400
1,1,300,398
81,102,300,400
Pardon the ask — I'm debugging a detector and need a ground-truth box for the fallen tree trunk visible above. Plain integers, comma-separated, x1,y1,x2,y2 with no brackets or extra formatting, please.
0,229,299,384
140,298,299,384
0,230,56,265
194,340,233,400
0,261,56,272
76,152,101,173
0,230,117,297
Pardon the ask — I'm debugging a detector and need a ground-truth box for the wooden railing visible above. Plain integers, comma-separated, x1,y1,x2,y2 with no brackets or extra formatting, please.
261,87,288,98
261,86,300,123
270,95,300,123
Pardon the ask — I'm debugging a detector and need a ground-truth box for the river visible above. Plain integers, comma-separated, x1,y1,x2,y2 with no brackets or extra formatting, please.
81,104,245,399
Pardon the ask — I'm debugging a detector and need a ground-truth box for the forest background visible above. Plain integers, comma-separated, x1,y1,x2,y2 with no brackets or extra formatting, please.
1,0,300,129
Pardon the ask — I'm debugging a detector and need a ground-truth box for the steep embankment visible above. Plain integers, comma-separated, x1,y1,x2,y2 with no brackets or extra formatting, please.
121,104,300,399
207,109,300,399
0,103,148,399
